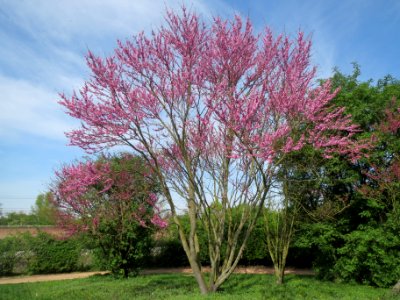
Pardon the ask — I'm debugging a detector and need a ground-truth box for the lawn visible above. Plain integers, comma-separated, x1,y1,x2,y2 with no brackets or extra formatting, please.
0,273,398,300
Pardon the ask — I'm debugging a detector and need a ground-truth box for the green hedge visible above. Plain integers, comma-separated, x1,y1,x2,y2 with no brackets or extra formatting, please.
27,232,87,274
0,235,21,275
148,215,272,268
0,232,92,276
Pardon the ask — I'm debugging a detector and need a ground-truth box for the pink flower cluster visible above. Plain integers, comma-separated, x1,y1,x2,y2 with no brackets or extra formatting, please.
55,161,112,213
53,158,167,232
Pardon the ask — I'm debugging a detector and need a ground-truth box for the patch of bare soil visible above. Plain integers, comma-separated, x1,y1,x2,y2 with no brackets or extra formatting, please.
0,267,314,284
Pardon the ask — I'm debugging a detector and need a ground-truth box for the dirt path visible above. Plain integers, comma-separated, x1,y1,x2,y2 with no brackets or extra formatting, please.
0,271,109,285
141,266,314,275
0,267,314,285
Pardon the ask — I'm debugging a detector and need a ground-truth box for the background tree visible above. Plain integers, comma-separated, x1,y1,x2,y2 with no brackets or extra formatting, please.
31,192,57,225
59,8,368,293
355,98,400,288
263,144,351,285
0,211,38,226
0,194,57,226
52,153,166,277
293,67,400,287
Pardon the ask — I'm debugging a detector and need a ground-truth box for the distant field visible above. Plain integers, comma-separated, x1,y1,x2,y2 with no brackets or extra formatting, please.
0,273,397,300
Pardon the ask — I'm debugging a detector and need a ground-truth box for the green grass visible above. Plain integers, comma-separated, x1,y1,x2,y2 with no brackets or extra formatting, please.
0,273,398,300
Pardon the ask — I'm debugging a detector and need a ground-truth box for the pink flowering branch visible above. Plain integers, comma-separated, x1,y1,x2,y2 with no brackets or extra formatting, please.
52,156,167,235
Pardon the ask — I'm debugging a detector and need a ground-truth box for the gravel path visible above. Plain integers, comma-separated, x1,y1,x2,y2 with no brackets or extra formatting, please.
0,267,314,285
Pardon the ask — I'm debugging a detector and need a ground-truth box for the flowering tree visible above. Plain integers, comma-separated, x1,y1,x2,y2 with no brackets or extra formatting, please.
59,8,368,293
53,154,166,277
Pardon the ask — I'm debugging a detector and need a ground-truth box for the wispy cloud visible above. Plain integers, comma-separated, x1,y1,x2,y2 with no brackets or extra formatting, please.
0,0,231,143
0,75,76,141
1,0,230,47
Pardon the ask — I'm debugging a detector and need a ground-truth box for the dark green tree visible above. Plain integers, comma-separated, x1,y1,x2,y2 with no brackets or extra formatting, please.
293,66,400,287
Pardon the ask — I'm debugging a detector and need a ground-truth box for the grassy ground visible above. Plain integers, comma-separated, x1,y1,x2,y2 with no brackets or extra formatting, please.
0,273,398,300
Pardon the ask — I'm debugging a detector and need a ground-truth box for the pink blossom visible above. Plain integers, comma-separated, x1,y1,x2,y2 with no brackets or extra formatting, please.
150,214,168,228
53,155,167,233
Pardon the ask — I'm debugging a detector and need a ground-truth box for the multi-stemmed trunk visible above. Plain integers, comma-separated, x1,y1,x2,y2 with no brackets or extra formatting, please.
171,188,267,294
157,130,271,294
160,155,269,294
266,220,292,285
274,264,285,285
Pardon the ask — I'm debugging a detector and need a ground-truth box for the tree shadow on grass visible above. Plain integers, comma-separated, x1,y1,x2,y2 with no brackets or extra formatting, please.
130,273,268,297
219,274,318,299
220,274,266,292
127,274,197,298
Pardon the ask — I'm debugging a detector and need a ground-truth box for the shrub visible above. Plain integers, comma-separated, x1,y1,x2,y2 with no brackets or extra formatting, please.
52,154,165,277
334,218,400,287
27,232,87,274
0,232,93,275
292,222,341,279
0,236,19,275
293,215,400,288
92,221,154,277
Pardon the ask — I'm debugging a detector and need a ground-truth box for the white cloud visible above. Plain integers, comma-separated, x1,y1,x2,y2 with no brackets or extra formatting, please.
0,75,76,141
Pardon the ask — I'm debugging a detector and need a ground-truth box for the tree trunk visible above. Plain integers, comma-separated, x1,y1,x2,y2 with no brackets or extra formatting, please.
123,268,129,278
174,214,209,294
275,265,284,285
188,256,209,294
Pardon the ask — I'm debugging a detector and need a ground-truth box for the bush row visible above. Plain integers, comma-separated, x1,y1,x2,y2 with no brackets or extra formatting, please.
1,218,398,288
0,232,94,276
148,216,301,268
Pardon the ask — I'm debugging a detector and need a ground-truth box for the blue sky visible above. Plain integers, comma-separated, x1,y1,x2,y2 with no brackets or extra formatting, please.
0,0,399,213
